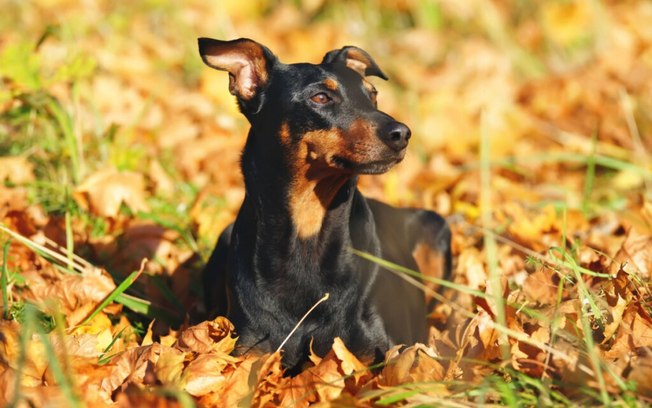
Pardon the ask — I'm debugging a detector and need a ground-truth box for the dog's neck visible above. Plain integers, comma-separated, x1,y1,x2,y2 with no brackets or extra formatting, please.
237,129,376,279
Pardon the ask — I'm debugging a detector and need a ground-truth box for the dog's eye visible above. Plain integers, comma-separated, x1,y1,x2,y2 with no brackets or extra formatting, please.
310,93,332,104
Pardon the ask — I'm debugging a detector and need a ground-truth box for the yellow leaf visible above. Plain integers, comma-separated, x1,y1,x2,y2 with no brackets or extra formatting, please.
74,168,149,218
0,156,35,184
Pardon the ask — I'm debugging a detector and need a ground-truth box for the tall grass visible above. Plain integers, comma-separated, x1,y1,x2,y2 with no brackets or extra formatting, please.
1,239,10,319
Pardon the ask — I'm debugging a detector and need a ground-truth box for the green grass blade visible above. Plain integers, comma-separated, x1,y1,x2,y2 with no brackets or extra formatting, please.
11,304,82,407
0,224,81,274
1,238,10,319
376,389,424,405
37,329,82,407
582,131,598,214
9,302,32,407
149,274,184,312
97,326,127,365
351,249,485,298
65,209,75,274
45,96,81,184
80,268,143,326
115,293,182,325
562,249,610,404
480,109,508,360
476,152,652,180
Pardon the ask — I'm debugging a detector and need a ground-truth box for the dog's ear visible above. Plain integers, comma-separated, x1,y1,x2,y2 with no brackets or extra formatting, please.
322,46,388,80
198,37,276,101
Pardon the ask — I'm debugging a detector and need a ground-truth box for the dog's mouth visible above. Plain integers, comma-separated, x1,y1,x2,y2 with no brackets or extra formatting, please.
331,154,404,175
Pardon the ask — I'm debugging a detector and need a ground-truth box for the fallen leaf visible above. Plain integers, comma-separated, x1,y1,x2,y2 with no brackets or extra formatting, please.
380,343,445,386
183,353,234,396
0,156,35,184
522,267,559,305
610,227,652,279
627,352,652,397
74,168,150,218
176,316,237,355
155,345,185,385
22,265,116,322
198,354,259,407
331,337,370,384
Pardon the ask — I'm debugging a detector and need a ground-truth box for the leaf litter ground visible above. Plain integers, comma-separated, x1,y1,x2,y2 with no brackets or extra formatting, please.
1,0,652,406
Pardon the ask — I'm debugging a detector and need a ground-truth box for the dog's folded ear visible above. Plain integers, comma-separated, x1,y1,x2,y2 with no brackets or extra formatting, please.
322,46,388,80
198,37,276,101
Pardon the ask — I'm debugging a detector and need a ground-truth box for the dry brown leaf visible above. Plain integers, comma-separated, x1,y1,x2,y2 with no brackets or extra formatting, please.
22,265,116,322
0,321,21,368
106,220,193,309
331,337,369,384
294,351,344,403
627,352,652,397
183,353,237,397
0,156,35,184
198,353,259,407
115,385,183,408
502,203,558,249
0,368,17,406
278,373,315,407
522,268,559,305
251,352,287,407
100,344,160,398
0,185,29,219
74,168,150,218
155,345,185,385
176,316,237,355
541,0,597,48
475,309,500,353
603,293,628,341
380,343,445,386
3,384,69,408
458,247,486,290
68,312,115,352
631,310,652,349
114,222,191,274
610,227,652,279
149,160,175,197
2,1,652,405
57,357,116,406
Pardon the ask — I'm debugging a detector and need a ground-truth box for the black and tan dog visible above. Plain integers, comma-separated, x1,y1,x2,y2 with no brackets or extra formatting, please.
198,38,451,373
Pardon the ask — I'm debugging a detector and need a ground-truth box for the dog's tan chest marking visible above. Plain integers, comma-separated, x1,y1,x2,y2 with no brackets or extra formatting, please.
283,125,351,238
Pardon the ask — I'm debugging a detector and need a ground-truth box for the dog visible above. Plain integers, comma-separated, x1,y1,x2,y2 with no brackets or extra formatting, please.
198,37,451,373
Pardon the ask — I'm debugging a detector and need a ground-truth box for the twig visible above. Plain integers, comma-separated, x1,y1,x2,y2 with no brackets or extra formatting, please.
277,293,330,353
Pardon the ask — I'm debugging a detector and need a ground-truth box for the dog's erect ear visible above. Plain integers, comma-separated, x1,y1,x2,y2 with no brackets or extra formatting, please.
198,37,276,101
322,46,388,80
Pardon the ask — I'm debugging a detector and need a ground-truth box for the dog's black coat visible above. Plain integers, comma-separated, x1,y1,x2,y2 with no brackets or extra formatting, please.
199,38,451,373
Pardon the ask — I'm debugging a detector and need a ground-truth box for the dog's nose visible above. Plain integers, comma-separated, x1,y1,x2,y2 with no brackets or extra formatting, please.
381,122,411,152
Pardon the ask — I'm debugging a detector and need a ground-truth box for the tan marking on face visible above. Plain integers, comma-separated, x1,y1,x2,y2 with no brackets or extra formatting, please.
279,122,291,145
362,80,378,106
323,77,339,91
287,129,351,238
342,118,383,162
286,118,391,238
412,242,445,305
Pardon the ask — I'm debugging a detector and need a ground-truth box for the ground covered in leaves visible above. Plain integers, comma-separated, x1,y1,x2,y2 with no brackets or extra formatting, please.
1,0,652,406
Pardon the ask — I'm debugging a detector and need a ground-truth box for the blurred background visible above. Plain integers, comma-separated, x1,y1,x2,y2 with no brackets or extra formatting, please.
1,1,652,403
2,0,651,309
2,0,651,296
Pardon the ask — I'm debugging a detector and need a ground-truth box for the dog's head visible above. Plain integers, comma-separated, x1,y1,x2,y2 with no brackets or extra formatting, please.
198,37,410,176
